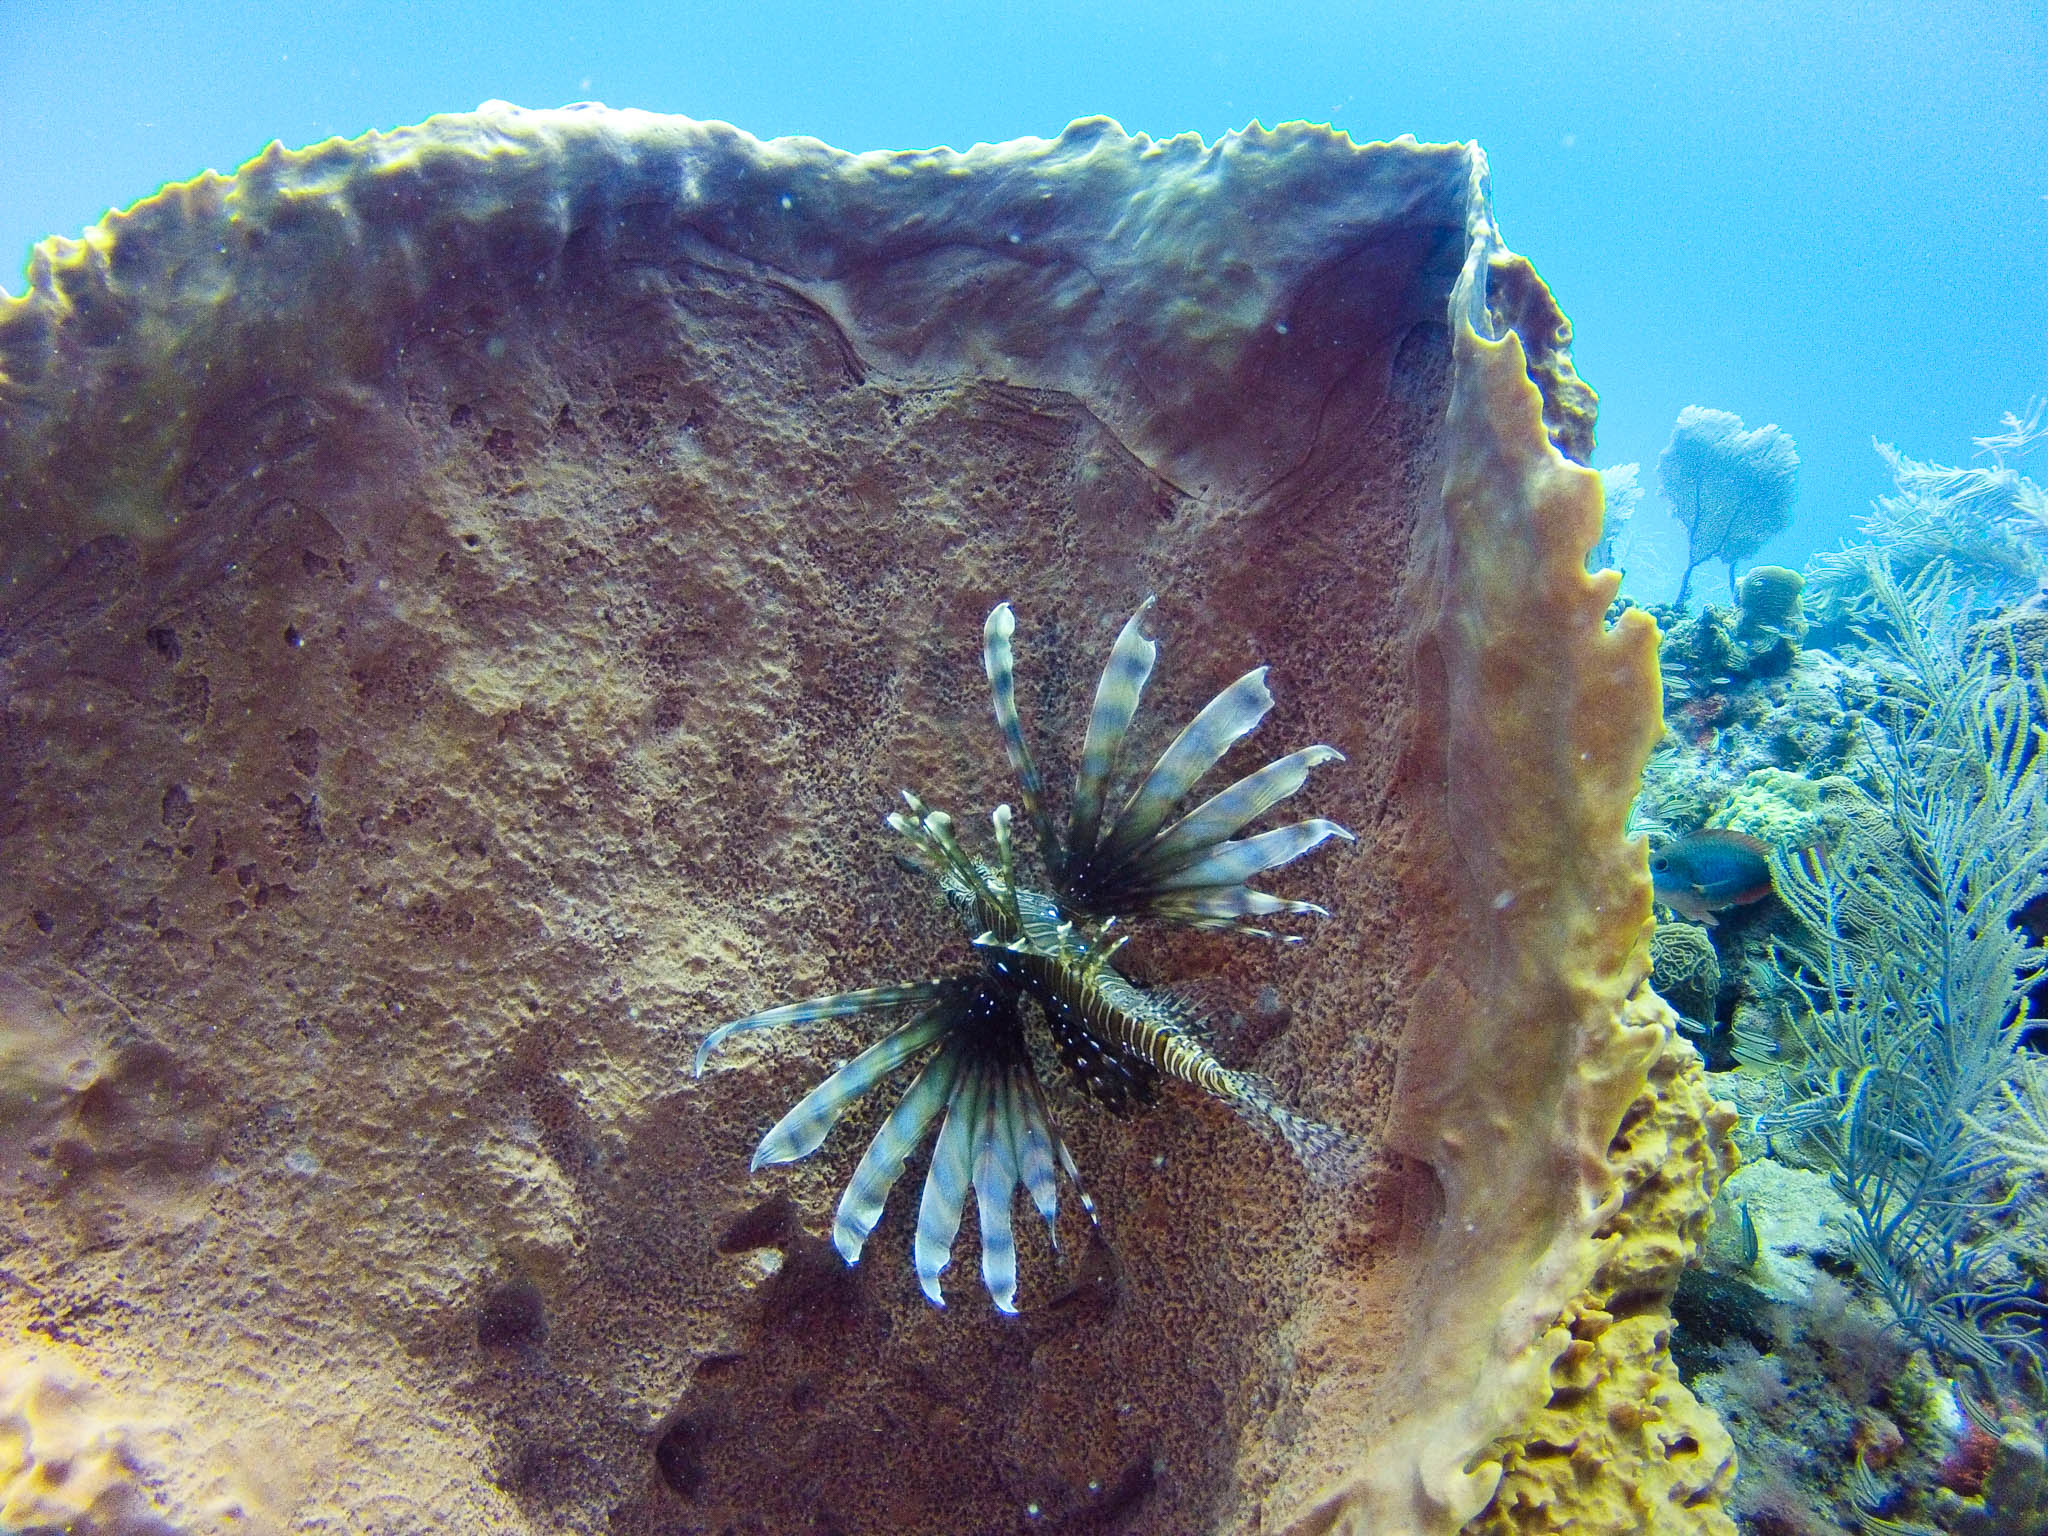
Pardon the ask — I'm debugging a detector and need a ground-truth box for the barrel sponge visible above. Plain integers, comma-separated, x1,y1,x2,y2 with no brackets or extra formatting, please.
1465,1008,1741,1535
1295,235,1735,1532
0,105,1739,1535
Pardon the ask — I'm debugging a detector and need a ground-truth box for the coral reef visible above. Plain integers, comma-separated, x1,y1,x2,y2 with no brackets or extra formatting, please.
0,105,1729,1533
1929,1421,2048,1536
1626,415,2048,1534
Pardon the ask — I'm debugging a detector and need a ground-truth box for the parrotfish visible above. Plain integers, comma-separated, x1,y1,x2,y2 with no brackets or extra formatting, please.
1650,828,1774,926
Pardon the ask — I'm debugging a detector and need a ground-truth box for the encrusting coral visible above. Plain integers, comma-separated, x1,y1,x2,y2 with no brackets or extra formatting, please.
0,104,1737,1533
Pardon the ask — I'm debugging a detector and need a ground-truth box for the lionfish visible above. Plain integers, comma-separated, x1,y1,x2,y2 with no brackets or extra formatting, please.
695,598,1353,1311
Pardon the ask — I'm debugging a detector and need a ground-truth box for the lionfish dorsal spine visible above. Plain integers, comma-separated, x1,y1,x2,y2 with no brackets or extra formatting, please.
982,602,1059,868
1067,597,1159,859
1097,666,1272,860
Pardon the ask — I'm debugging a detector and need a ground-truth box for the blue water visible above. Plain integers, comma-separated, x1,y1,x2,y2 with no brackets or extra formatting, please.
3,0,2042,586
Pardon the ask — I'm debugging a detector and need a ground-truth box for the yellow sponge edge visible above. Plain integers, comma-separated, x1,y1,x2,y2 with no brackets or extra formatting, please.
1466,999,1741,1535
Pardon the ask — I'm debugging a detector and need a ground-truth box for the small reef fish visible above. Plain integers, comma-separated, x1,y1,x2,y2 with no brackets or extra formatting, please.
1650,828,1774,926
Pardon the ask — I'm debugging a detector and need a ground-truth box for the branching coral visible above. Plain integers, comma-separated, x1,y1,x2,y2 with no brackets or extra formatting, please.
1809,403,2048,621
1760,555,2048,1409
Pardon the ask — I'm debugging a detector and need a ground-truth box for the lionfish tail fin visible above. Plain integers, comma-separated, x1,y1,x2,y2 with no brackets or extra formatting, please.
1222,1070,1360,1178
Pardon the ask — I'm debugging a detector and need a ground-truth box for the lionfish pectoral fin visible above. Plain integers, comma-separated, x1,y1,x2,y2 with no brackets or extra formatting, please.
1067,598,1159,858
914,1060,990,1306
696,980,955,1076
750,1007,952,1169
833,1042,963,1265
974,1075,1025,1313
1138,886,1331,939
1022,1066,1100,1231
1006,1065,1065,1246
1129,745,1345,878
1146,819,1355,893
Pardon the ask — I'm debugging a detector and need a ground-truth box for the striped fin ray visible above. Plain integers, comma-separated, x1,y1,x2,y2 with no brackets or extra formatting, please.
833,1041,964,1265
974,1070,1025,1312
695,980,956,1075
983,603,1059,868
749,1006,954,1169
1097,667,1272,861
916,1060,991,1306
1129,745,1345,878
1021,1064,1100,1231
920,802,1019,931
1067,599,1159,859
1147,819,1356,893
889,794,1023,938
1006,1062,1065,1241
1137,885,1331,938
